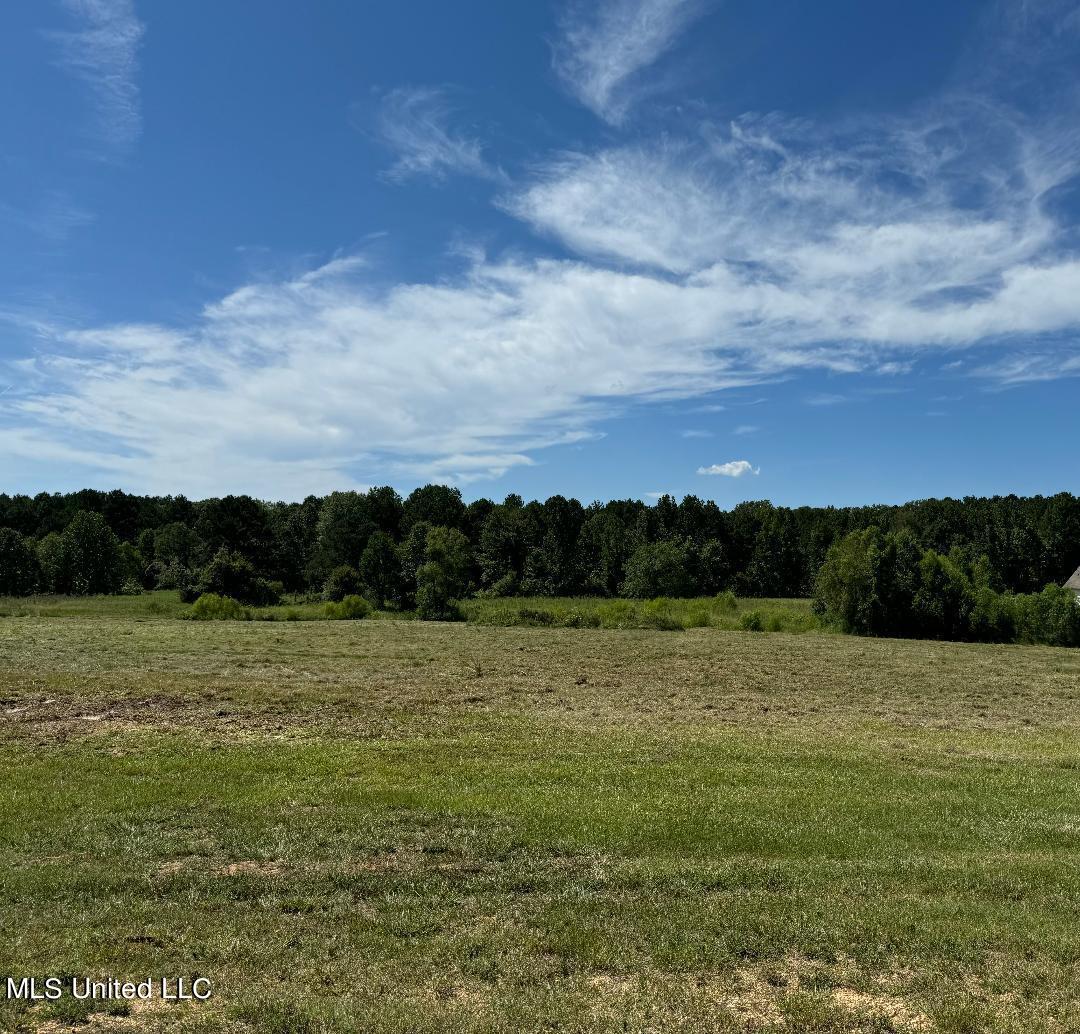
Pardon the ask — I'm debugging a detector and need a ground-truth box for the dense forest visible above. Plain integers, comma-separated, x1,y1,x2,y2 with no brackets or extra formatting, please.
0,485,1077,614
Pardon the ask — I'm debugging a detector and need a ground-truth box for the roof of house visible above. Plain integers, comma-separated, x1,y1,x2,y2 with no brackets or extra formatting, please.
1067,567,1080,592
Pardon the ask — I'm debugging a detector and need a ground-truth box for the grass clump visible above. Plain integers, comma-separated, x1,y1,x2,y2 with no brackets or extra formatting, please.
461,594,824,633
323,594,373,620
187,592,250,621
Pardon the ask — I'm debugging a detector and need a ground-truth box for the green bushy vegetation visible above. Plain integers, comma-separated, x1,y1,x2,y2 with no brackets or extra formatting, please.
186,592,251,621
1,486,1077,645
322,563,363,601
460,594,821,633
323,594,373,620
815,527,1080,646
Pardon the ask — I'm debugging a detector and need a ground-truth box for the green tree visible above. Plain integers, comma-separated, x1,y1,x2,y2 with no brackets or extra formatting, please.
153,522,200,567
322,564,362,602
309,492,374,583
358,531,403,608
620,540,694,599
198,548,279,606
36,532,67,593
62,511,123,595
415,526,471,620
813,528,882,635
0,529,39,596
402,484,465,532
913,550,974,641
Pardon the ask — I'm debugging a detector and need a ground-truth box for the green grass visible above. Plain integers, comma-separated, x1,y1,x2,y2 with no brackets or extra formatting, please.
460,594,823,633
0,598,1078,1031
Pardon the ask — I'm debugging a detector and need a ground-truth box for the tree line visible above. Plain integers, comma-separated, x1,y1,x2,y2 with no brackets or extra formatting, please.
0,486,1077,630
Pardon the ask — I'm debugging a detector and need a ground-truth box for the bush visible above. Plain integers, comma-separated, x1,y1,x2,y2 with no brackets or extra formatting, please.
516,607,556,626
741,611,765,632
714,590,738,612
323,594,372,620
640,598,685,631
323,564,362,602
198,549,279,606
118,579,144,596
187,593,250,621
1012,584,1080,647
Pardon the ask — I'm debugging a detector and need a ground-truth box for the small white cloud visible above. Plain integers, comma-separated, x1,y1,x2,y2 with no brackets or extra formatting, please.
875,360,913,376
733,424,758,435
681,428,711,438
373,87,502,183
553,0,711,124
644,490,667,499
805,393,848,406
697,460,759,477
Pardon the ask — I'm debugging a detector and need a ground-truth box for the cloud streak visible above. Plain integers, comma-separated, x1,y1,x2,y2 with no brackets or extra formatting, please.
374,87,503,183
553,0,711,123
8,0,1080,497
50,0,144,157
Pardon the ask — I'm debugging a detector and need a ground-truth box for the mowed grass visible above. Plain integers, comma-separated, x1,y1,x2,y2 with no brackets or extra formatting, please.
0,599,1079,1031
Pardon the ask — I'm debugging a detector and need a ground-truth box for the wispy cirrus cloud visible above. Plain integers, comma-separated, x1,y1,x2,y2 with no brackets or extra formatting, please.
553,0,712,123
973,350,1080,385
698,460,759,477
49,0,144,158
374,87,504,184
7,0,1080,497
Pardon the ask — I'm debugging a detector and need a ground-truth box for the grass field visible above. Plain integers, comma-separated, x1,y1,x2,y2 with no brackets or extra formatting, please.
1,594,1078,1032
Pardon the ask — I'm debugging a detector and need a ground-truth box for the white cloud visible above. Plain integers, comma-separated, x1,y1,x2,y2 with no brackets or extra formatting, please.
698,460,759,477
9,0,1080,496
733,424,758,435
50,0,144,157
553,0,711,123
374,87,503,183
681,429,711,438
972,351,1080,385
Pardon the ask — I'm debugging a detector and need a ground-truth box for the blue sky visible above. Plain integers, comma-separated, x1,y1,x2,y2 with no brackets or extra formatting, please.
1,0,1079,505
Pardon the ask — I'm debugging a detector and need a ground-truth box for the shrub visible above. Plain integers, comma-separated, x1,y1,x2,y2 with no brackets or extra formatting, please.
517,607,556,626
323,594,372,620
740,611,766,632
684,607,710,628
1012,584,1080,647
118,579,144,596
640,598,685,631
714,590,738,612
597,599,635,628
198,549,279,606
562,611,601,628
188,593,250,621
323,564,362,602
